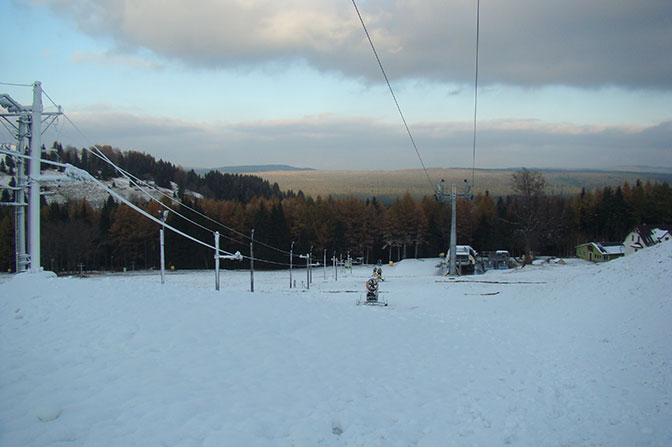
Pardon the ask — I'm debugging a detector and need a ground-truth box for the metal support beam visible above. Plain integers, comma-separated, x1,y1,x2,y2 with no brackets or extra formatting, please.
214,231,221,290
289,241,294,288
15,115,28,272
299,254,310,289
1,82,62,273
160,210,169,284
309,245,313,285
27,81,43,273
435,179,473,276
250,229,255,292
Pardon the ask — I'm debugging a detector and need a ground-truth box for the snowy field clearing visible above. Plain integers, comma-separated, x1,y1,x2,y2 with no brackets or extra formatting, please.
1,242,671,446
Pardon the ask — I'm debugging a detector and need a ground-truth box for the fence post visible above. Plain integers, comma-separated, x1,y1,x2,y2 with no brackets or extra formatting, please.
160,210,169,284
290,241,294,288
214,231,220,291
250,229,255,293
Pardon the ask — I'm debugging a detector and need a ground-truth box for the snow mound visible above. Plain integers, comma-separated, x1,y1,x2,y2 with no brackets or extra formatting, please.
381,257,442,277
599,238,671,281
10,270,57,283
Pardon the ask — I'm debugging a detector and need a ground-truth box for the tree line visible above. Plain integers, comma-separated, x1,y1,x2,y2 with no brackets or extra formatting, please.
42,143,294,202
1,147,671,273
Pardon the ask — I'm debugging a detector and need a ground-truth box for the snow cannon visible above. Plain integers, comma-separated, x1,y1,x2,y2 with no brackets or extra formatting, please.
366,278,379,302
357,277,387,306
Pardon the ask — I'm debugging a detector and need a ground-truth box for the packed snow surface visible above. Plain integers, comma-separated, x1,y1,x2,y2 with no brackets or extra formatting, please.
2,242,671,446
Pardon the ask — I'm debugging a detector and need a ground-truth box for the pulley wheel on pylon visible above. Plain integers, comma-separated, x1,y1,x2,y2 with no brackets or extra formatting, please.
366,278,379,292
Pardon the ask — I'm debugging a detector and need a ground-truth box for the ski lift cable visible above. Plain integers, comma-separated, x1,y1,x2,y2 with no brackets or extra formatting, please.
83,165,295,268
42,88,60,110
0,81,33,87
83,149,295,258
59,110,226,237
60,160,297,268
39,159,235,256
57,103,299,259
79,168,232,254
59,112,293,256
350,0,434,188
471,0,480,188
83,131,297,258
0,119,16,139
59,111,222,234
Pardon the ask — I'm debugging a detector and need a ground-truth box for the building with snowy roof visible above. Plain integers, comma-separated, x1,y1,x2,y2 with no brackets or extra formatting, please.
623,225,672,255
576,242,625,263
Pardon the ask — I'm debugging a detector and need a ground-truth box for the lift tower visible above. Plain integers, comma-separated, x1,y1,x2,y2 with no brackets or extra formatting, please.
0,81,61,273
435,179,473,276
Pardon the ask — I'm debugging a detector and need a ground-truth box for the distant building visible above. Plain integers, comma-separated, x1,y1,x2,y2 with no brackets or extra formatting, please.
623,225,672,255
576,242,625,262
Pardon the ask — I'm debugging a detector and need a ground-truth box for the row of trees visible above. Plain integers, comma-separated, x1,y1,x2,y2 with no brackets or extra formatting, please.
1,167,670,273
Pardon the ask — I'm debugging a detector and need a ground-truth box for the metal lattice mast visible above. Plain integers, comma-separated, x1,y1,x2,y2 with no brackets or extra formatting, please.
15,115,29,272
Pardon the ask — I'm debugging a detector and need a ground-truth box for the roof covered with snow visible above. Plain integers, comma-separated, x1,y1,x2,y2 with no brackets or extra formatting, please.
630,224,672,247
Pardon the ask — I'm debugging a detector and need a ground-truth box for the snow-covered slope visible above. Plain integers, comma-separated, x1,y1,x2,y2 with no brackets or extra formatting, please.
1,242,671,446
0,169,177,208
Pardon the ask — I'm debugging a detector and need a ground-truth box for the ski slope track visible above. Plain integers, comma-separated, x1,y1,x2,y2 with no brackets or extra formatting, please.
1,242,671,446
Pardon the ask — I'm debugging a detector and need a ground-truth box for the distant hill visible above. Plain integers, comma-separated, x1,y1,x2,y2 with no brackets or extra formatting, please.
196,165,314,175
253,167,672,202
610,166,672,174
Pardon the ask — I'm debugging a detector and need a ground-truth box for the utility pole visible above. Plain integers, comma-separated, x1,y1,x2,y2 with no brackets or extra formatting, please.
28,82,42,273
309,245,313,285
250,228,255,292
160,210,169,284
435,179,473,276
214,231,220,290
289,241,294,288
214,231,243,291
299,254,310,289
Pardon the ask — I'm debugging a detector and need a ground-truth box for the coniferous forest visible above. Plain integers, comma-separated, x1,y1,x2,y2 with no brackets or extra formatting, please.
1,144,671,273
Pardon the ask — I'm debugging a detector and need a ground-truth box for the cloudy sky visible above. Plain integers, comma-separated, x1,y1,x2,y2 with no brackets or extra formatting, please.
1,0,671,172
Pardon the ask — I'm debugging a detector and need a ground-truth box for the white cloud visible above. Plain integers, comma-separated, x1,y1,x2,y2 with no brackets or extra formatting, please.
71,50,165,70
34,0,672,89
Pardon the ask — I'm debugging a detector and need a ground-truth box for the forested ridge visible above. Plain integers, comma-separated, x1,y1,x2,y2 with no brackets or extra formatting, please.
0,145,671,273
16,143,294,202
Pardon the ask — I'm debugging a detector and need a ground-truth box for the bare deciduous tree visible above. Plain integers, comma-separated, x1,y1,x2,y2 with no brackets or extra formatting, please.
511,168,547,261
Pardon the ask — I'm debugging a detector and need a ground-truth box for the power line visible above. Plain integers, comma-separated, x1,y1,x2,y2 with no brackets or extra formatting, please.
55,101,301,263
61,111,226,235
88,140,295,257
86,136,297,257
471,0,481,188
0,82,33,87
350,0,434,188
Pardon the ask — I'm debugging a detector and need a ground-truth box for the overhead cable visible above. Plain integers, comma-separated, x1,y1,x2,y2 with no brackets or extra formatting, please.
350,0,434,188
0,82,33,87
471,0,480,187
56,101,300,261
